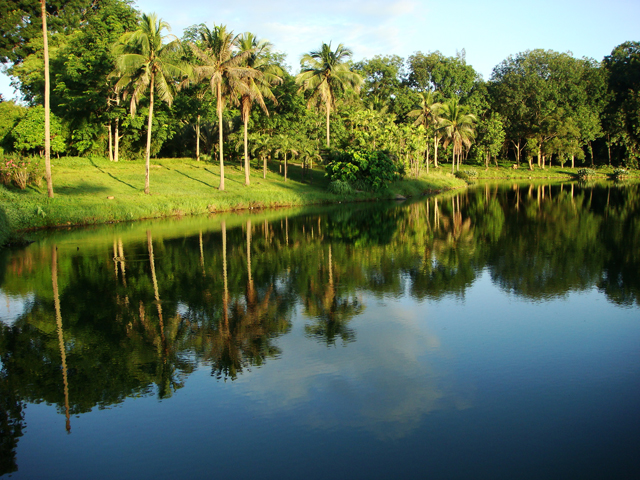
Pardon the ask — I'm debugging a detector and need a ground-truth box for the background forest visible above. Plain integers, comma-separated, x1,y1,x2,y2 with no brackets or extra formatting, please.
1,0,639,178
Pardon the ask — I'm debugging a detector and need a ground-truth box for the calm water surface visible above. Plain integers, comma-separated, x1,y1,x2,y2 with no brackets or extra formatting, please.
1,182,639,479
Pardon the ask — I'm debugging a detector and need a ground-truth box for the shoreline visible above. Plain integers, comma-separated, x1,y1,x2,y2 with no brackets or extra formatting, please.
1,157,636,247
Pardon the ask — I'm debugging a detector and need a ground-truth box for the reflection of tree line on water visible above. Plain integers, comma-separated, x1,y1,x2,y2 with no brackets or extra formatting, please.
1,182,639,473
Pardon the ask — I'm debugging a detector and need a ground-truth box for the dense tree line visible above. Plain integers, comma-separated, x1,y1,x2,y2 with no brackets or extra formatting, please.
0,0,639,188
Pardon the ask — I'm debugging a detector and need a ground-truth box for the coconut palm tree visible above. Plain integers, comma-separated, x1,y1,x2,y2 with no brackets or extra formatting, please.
274,134,299,182
113,13,190,194
237,32,283,186
438,98,477,173
249,132,272,179
408,90,443,170
188,25,254,191
295,42,363,148
41,0,54,198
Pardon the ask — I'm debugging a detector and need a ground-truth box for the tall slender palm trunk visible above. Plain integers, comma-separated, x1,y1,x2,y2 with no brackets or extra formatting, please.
42,0,54,198
196,115,200,161
114,96,120,162
434,135,439,168
244,117,250,185
108,124,113,161
326,102,331,148
218,89,225,191
144,76,155,195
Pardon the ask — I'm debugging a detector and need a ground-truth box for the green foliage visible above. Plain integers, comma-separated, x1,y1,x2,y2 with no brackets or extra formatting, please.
327,180,354,195
577,168,596,178
613,167,628,178
326,149,400,191
604,42,640,165
407,50,479,100
0,101,27,152
11,106,66,154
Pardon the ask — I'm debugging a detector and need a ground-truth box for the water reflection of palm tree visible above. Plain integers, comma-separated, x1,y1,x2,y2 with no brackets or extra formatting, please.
51,245,71,433
146,230,188,398
205,220,291,379
304,245,362,346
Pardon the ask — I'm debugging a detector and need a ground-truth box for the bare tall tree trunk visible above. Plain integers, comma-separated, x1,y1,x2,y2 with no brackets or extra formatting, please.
114,96,120,162
284,153,288,182
434,134,439,168
108,123,113,161
42,0,54,198
451,147,455,174
144,75,155,195
196,114,200,161
326,101,331,148
244,116,250,186
218,89,225,191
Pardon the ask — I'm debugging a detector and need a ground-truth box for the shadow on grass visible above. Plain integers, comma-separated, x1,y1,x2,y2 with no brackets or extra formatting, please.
203,167,245,185
57,181,110,195
169,167,215,188
90,158,138,190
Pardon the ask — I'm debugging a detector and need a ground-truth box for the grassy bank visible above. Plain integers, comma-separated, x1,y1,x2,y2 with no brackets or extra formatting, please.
0,156,465,245
457,162,640,180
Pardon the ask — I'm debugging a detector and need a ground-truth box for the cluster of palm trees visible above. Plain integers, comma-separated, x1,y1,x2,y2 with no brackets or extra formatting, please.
110,13,477,195
409,92,477,174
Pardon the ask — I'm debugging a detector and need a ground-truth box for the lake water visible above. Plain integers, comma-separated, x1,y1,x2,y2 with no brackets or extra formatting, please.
1,181,639,479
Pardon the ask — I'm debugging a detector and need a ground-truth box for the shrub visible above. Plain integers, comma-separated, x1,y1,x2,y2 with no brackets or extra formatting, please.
327,180,354,195
613,167,628,178
577,168,596,179
0,155,44,189
326,149,401,191
12,105,66,155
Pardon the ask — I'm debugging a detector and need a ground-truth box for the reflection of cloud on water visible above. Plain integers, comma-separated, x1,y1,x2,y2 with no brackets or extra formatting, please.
237,299,470,440
0,290,35,326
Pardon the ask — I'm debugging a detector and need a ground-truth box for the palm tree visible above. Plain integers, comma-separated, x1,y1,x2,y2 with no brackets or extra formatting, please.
237,33,283,186
113,13,190,194
295,42,363,148
249,132,272,179
188,25,254,191
41,0,54,198
408,90,443,170
274,134,299,182
438,98,476,173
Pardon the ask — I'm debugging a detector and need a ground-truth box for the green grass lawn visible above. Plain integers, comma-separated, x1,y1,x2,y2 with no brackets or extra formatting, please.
0,155,466,243
456,161,640,180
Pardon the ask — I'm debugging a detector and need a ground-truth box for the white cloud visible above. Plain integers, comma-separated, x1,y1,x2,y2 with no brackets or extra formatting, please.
232,298,471,440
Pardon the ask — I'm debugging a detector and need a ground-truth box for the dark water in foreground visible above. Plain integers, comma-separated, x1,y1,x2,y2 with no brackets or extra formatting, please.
1,182,639,479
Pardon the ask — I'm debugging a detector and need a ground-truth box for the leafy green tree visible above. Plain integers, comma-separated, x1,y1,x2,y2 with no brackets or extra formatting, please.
604,41,640,167
0,101,26,152
188,24,252,190
476,112,506,167
296,42,363,148
12,105,66,154
354,55,405,114
490,49,604,167
407,50,478,100
0,0,92,64
113,13,190,194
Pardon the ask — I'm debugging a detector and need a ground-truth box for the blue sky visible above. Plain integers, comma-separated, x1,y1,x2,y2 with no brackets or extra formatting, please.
1,0,638,100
